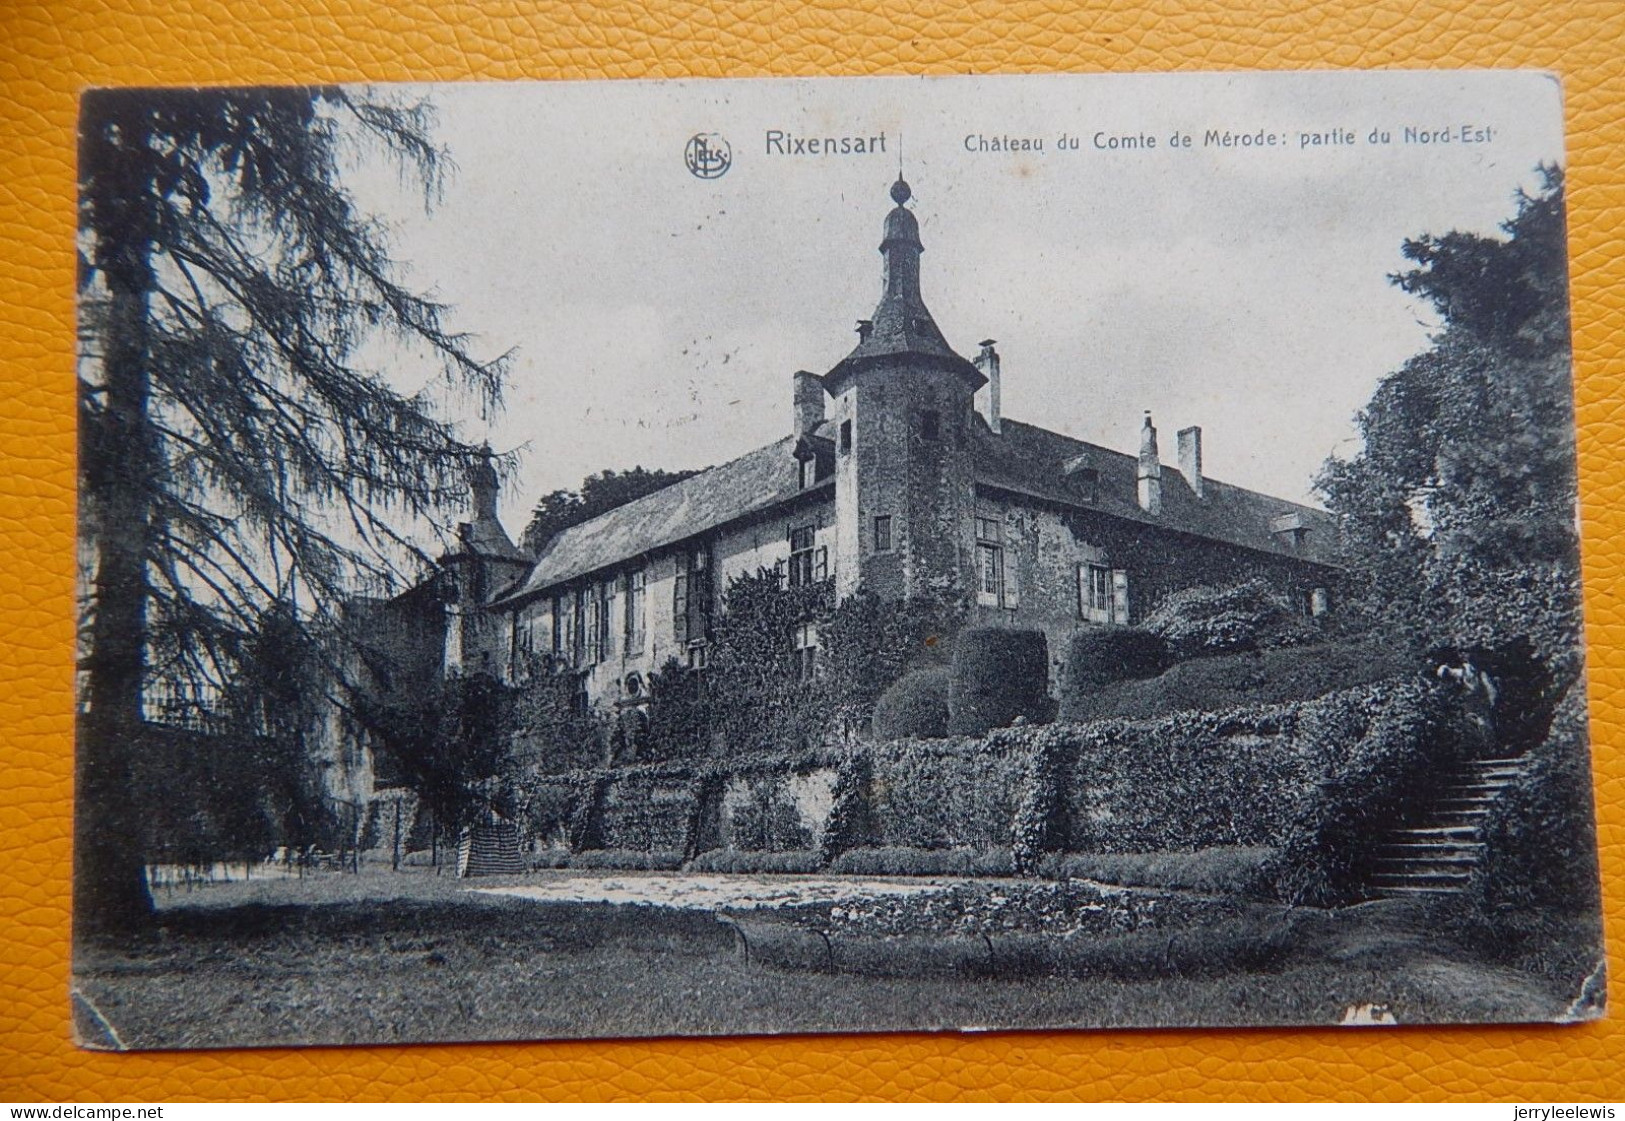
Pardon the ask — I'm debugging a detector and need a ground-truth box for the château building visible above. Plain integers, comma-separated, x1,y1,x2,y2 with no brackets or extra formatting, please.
419,177,1337,711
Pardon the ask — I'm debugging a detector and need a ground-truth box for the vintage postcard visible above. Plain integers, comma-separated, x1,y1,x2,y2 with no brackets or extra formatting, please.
73,71,1603,1049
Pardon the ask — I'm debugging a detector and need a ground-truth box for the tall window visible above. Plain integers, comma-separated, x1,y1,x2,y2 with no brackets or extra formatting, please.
1079,563,1130,625
788,524,827,587
919,409,940,442
584,581,611,664
584,586,601,664
799,456,817,489
839,419,852,454
873,514,893,553
571,587,587,664
674,547,711,645
792,622,820,681
624,567,647,652
976,515,1004,608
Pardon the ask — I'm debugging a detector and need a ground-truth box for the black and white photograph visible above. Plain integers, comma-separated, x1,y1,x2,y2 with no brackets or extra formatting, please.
72,71,1604,1049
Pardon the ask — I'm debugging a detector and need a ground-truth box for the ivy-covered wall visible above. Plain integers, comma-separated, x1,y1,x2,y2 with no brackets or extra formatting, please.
509,676,1459,901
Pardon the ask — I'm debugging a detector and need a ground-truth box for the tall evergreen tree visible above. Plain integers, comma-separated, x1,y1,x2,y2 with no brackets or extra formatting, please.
76,88,508,931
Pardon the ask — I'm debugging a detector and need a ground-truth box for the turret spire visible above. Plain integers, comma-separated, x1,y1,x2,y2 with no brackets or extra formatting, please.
825,178,985,391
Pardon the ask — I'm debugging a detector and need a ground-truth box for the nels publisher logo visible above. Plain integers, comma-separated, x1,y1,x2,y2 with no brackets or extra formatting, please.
685,133,731,179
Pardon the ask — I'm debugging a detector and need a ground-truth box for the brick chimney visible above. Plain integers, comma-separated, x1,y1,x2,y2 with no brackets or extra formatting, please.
792,370,825,438
1177,425,1204,499
1137,412,1162,515
975,339,1002,434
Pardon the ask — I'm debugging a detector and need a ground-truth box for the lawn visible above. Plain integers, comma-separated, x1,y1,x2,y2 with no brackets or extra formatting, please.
69,866,1589,1050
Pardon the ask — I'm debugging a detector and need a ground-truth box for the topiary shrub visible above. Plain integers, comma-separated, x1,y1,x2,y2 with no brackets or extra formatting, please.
1141,579,1315,661
872,667,952,740
1058,628,1168,718
1061,642,1414,723
947,627,1052,736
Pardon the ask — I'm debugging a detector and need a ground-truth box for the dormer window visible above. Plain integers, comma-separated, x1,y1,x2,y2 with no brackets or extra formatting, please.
1271,513,1309,554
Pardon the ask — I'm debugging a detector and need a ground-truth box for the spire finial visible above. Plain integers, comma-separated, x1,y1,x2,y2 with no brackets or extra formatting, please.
890,175,911,206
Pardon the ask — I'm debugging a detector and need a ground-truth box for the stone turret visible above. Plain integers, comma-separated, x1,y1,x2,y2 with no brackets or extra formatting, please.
825,178,983,601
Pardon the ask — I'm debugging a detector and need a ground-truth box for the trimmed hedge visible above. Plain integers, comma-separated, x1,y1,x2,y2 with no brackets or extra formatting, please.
827,846,1016,877
687,848,823,874
868,737,1028,851
568,849,686,871
948,626,1052,735
1060,628,1169,698
1141,579,1319,660
502,675,1471,903
1037,847,1276,896
872,668,952,740
1061,643,1415,723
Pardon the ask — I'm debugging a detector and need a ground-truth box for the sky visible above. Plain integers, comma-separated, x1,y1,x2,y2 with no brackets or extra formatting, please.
345,71,1566,530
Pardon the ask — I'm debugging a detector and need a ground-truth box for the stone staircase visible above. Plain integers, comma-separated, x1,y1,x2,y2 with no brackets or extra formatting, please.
1365,755,1527,898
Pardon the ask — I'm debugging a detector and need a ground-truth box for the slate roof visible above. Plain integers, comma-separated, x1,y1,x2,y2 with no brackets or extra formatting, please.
493,414,1334,606
454,514,532,563
494,430,835,605
973,418,1337,565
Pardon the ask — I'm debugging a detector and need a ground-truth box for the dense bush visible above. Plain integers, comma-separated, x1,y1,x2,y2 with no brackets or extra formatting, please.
872,668,951,740
1061,628,1169,692
722,772,817,852
1471,681,1601,915
642,658,714,760
518,781,577,849
1061,642,1416,722
948,627,1052,735
1141,579,1318,660
703,569,833,756
360,670,516,830
1040,707,1308,856
567,773,611,852
598,773,693,852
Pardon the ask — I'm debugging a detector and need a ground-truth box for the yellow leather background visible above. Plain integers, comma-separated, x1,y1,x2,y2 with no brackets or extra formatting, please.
3,0,1622,1101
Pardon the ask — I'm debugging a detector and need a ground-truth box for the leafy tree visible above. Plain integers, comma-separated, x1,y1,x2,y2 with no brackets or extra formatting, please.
1316,165,1579,672
76,88,508,931
520,466,700,555
359,672,515,832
